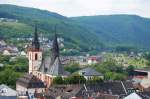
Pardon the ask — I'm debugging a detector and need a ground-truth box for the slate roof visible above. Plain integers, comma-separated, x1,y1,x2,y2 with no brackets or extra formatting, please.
76,81,135,97
46,85,82,99
40,56,69,76
95,94,119,99
138,92,150,99
34,93,55,99
16,74,46,88
48,57,64,75
42,81,135,99
77,67,103,76
0,84,17,96
0,96,17,99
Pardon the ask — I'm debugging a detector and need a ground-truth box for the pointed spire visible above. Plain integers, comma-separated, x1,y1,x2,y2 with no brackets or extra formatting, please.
54,25,59,54
32,24,40,50
51,25,60,65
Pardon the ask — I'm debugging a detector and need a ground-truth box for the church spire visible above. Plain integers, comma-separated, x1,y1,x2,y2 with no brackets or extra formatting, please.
32,24,40,50
51,25,60,65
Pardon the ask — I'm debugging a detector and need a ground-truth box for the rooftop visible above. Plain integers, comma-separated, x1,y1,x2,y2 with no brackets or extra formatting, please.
16,74,46,88
77,67,103,76
0,84,17,96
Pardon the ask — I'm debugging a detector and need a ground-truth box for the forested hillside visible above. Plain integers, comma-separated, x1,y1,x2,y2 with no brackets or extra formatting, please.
1,4,150,51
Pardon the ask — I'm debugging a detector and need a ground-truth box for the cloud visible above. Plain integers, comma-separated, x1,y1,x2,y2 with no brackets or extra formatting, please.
0,0,150,17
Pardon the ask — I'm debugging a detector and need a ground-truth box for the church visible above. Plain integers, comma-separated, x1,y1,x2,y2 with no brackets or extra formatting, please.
28,25,69,87
16,25,69,92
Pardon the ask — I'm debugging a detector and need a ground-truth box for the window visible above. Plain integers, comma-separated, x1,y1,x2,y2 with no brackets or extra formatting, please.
35,53,38,60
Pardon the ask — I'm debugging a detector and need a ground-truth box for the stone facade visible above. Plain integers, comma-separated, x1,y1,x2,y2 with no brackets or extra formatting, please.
28,49,42,74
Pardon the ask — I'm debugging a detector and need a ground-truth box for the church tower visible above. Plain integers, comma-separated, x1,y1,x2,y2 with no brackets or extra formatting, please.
28,25,42,74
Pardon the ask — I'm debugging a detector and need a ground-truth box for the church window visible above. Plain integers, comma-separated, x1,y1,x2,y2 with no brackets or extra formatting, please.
35,53,38,60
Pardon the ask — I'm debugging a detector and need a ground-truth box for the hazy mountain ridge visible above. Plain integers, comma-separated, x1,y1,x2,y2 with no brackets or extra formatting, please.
0,4,150,50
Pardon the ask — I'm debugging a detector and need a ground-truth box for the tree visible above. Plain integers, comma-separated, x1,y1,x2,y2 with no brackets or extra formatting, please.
126,65,135,76
63,74,86,84
94,59,121,73
0,68,22,88
65,62,80,73
94,59,127,81
87,76,103,84
104,72,114,80
144,53,150,60
9,57,28,72
53,76,63,84
0,54,10,64
112,73,126,80
104,72,126,80
143,53,150,67
69,74,86,84
0,56,27,88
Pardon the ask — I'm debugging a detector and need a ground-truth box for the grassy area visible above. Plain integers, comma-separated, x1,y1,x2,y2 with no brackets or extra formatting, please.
103,53,147,69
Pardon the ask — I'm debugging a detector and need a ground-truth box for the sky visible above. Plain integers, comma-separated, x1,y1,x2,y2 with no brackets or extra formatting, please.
0,0,150,18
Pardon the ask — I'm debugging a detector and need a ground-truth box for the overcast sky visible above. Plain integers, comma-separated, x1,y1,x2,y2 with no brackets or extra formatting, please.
0,0,150,18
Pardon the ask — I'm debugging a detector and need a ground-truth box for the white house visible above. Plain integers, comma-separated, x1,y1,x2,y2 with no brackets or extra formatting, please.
3,50,11,56
87,56,101,65
3,49,18,56
20,51,26,56
134,69,150,89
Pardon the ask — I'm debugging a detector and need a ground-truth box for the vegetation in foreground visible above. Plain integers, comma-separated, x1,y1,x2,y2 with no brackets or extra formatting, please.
0,54,28,88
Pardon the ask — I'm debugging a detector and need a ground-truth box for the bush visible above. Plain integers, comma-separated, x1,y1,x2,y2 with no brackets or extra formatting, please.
86,76,103,84
65,63,80,73
94,59,127,81
0,68,23,88
53,76,63,84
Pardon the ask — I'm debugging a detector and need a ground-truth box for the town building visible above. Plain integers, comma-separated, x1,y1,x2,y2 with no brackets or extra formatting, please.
39,81,135,99
87,56,101,65
132,69,150,89
16,73,46,94
76,67,103,80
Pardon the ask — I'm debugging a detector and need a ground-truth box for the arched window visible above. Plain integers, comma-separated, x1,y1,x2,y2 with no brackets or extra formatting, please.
35,53,38,60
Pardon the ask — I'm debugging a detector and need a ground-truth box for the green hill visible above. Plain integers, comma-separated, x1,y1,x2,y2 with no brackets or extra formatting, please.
0,22,34,37
0,4,102,51
71,15,150,48
0,4,150,51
